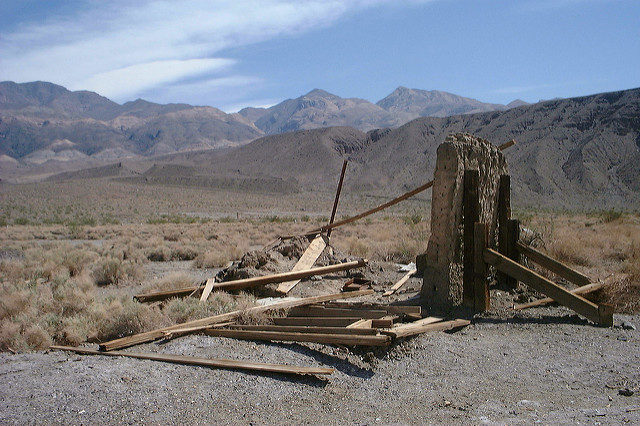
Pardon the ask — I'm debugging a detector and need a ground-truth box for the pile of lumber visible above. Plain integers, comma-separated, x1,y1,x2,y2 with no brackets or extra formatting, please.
52,287,470,378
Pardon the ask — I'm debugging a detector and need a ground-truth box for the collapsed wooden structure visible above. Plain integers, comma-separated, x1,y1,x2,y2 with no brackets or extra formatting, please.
52,134,617,379
462,171,614,326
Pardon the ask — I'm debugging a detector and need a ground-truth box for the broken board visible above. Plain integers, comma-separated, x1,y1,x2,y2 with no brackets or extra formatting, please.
276,234,327,294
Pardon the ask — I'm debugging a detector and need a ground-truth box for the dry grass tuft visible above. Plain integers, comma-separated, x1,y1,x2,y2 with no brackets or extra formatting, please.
141,272,197,294
91,257,142,286
193,250,230,268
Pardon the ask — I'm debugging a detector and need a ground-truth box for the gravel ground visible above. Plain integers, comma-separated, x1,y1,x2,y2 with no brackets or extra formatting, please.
1,298,639,425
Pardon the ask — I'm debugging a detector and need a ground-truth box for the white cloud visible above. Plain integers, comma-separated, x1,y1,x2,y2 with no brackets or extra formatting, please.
73,58,236,99
0,0,416,102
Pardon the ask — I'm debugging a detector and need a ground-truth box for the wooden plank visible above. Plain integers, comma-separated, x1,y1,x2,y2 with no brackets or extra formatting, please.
345,319,372,329
302,140,516,235
383,269,417,296
497,175,512,289
516,241,591,287
199,278,216,302
382,318,469,339
287,306,389,319
371,318,395,328
99,289,374,351
135,259,366,300
483,249,612,326
463,170,480,308
228,324,378,335
506,219,521,288
513,281,607,310
203,328,391,346
50,346,334,376
272,317,370,327
275,234,327,294
321,302,421,316
161,322,234,341
327,159,348,237
134,286,203,303
211,259,367,291
474,222,490,312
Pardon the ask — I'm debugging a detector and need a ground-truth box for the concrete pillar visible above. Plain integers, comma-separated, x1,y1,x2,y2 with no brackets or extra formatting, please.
421,133,508,308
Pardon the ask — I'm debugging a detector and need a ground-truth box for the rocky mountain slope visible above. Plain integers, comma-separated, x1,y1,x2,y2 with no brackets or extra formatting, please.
376,86,518,121
239,88,520,135
1,82,523,167
133,87,640,209
0,81,263,162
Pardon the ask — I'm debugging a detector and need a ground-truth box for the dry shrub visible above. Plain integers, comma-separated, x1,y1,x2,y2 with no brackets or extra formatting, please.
547,233,593,267
146,245,171,261
164,291,256,324
193,250,230,268
388,239,423,264
91,257,141,285
91,297,168,342
599,243,640,313
142,272,197,294
24,325,52,349
347,238,369,258
163,229,182,242
171,246,198,261
61,249,98,277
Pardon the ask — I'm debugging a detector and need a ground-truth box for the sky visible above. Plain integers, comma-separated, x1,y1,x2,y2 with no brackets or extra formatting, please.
0,0,638,112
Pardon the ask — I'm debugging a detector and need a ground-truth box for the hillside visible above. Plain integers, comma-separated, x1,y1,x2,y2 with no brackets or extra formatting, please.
0,81,263,161
238,89,398,134
132,88,640,209
1,82,523,168
376,86,517,120
239,87,520,135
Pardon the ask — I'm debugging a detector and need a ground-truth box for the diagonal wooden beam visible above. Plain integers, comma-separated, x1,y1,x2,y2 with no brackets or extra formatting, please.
484,248,613,326
100,289,374,351
50,346,334,376
516,241,591,287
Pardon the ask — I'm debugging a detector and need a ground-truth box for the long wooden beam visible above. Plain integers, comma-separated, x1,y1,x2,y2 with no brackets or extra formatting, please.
135,259,366,301
484,248,613,326
304,140,516,234
287,306,389,319
381,318,469,339
228,324,379,335
513,281,607,310
516,241,591,287
210,259,367,291
50,346,334,376
272,316,394,328
327,159,348,237
316,302,421,316
100,289,374,351
203,328,391,346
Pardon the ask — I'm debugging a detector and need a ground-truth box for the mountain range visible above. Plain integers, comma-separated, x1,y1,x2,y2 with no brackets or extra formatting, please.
0,81,525,167
117,87,640,209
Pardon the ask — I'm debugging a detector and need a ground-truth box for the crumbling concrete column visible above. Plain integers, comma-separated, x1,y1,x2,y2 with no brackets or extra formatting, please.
421,133,507,308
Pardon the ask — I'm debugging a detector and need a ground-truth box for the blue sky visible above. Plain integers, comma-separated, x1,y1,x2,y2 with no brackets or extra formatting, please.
0,0,638,111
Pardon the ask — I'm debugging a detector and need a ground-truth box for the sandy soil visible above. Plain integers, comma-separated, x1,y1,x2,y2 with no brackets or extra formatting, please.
1,284,638,425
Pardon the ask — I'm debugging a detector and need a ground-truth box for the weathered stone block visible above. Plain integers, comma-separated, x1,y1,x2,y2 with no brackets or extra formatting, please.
421,133,507,308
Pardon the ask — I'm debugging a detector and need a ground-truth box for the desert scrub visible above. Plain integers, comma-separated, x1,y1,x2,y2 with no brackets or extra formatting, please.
91,256,142,285
141,272,197,294
193,250,231,268
163,291,256,324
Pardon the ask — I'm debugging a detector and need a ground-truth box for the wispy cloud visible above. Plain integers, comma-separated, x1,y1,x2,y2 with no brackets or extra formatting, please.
0,0,424,104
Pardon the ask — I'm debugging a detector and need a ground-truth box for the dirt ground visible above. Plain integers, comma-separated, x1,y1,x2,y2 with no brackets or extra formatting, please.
1,280,639,425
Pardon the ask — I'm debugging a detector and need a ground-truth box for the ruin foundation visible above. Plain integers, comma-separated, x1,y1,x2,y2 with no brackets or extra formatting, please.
421,133,507,308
